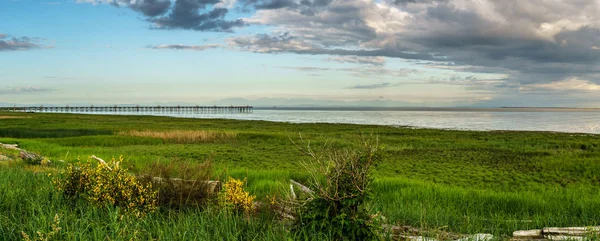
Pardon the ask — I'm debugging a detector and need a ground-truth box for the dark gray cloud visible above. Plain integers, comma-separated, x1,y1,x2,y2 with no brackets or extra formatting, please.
149,0,244,31
240,0,333,14
347,82,391,89
147,44,220,50
108,0,171,17
0,35,46,51
128,0,171,17
101,0,243,31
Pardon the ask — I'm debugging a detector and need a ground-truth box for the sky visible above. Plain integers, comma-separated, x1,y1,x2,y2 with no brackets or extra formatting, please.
1,0,599,107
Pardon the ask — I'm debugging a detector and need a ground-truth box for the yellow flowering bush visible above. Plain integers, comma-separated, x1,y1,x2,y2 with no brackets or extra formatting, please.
220,177,255,215
53,156,157,217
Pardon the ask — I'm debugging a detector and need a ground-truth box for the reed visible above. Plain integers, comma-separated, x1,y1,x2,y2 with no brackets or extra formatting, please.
119,130,237,144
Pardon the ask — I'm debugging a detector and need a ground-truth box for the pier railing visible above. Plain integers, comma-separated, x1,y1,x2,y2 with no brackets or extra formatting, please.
0,105,253,114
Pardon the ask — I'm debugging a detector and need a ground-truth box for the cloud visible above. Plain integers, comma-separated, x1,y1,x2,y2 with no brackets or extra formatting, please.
347,82,391,89
149,0,244,31
43,76,78,80
281,65,417,78
228,33,440,60
326,56,386,66
239,0,334,14
125,0,171,17
0,87,57,94
341,67,418,78
228,0,600,96
519,78,600,93
80,0,244,31
0,34,49,51
76,0,600,105
280,66,331,72
147,44,220,50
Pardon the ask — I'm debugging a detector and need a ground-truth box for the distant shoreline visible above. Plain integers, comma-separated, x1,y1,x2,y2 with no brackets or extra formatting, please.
254,106,600,112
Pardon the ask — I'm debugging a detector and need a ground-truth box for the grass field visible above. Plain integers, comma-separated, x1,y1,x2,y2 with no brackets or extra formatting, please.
1,112,599,240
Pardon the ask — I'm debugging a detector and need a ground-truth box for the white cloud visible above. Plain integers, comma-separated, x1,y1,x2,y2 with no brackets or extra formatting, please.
520,78,600,92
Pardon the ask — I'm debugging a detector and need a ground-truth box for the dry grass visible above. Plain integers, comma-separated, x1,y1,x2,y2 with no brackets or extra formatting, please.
0,116,30,119
119,130,236,143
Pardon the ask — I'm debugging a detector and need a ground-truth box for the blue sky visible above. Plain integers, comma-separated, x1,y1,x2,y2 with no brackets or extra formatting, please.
1,0,599,107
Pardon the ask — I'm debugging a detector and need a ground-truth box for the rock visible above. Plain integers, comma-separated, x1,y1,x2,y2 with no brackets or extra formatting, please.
0,154,11,161
455,233,493,241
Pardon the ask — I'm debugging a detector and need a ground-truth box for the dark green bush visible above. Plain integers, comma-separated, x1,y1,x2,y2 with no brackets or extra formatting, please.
293,139,383,240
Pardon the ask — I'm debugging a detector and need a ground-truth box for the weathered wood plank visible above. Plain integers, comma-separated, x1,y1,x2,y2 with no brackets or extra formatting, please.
545,235,586,241
543,227,600,236
455,233,493,241
0,143,21,151
513,229,543,238
148,176,221,193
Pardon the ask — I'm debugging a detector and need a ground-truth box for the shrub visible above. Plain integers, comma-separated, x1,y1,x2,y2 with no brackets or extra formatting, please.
220,177,256,215
293,138,383,240
53,156,157,217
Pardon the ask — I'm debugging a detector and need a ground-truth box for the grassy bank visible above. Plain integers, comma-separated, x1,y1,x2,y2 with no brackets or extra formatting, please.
1,112,599,239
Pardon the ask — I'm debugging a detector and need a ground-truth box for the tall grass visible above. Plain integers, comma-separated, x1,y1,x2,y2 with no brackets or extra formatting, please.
372,178,600,237
119,130,237,144
0,166,293,241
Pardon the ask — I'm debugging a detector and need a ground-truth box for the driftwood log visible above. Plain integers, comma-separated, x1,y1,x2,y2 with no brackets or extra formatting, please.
90,155,114,170
0,143,21,151
512,226,600,240
290,179,314,194
147,176,222,194
19,151,43,163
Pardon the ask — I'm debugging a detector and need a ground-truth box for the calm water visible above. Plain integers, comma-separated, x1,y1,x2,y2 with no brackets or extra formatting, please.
48,108,600,134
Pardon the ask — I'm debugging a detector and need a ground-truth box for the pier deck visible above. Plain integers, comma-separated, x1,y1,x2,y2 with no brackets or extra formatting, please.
0,105,253,114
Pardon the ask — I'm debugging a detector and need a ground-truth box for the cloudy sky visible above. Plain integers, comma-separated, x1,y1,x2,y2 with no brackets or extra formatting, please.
1,0,599,107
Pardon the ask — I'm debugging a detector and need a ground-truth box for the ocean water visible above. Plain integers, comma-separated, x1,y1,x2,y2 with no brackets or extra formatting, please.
43,108,600,134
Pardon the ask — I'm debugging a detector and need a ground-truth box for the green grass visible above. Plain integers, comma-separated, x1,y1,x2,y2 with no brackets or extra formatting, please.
1,112,600,240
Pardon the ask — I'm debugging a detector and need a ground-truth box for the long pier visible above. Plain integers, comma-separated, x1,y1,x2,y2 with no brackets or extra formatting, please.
0,105,253,114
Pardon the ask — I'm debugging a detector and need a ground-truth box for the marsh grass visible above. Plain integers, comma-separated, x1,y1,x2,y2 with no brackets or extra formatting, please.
0,128,112,138
1,112,600,239
119,130,237,144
